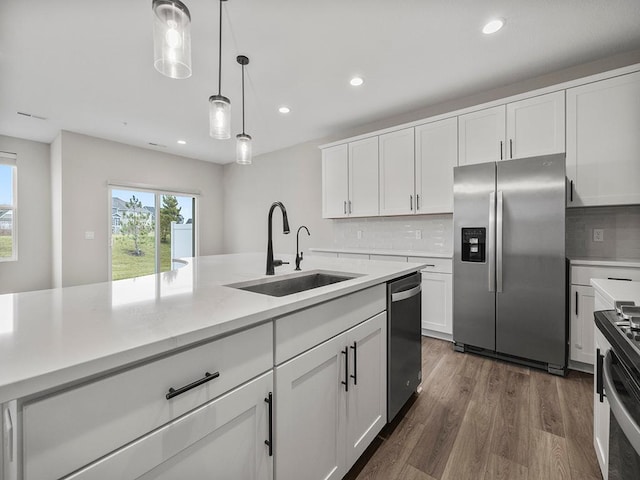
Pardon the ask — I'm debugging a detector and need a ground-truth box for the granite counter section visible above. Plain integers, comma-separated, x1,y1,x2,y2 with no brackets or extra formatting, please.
571,258,640,269
0,253,425,404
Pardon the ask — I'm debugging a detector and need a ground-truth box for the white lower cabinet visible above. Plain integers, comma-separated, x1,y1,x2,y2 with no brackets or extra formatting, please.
569,284,595,365
275,312,386,480
593,327,611,480
420,271,452,337
67,371,273,480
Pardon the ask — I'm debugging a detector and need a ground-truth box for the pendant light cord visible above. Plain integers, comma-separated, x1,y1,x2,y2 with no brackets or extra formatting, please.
241,63,245,134
218,0,223,96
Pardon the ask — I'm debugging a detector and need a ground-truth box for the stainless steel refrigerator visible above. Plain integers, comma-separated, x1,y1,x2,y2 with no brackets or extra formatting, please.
453,154,567,375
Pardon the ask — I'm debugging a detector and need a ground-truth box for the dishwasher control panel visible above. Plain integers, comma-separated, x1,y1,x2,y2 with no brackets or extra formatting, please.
461,227,486,263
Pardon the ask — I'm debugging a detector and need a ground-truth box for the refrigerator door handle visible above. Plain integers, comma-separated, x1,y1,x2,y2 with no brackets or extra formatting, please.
496,190,503,293
488,191,496,292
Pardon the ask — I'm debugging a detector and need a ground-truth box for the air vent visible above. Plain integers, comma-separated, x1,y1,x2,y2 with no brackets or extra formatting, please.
148,142,167,148
17,111,47,120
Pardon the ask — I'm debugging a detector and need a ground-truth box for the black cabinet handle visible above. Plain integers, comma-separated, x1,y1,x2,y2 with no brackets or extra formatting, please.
500,141,503,160
575,291,578,316
264,392,273,456
608,277,632,282
350,342,358,386
510,139,513,159
341,347,349,392
166,371,220,400
416,194,420,211
570,180,573,202
596,349,604,403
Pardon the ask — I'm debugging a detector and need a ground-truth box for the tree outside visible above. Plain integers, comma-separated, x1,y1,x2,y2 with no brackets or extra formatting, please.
160,195,182,243
121,195,153,256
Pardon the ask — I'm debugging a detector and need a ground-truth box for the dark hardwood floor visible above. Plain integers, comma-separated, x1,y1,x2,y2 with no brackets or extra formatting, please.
344,337,601,480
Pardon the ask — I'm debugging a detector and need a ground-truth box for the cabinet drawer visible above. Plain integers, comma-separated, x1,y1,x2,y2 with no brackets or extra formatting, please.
22,322,273,480
408,257,452,274
571,265,640,286
275,284,386,364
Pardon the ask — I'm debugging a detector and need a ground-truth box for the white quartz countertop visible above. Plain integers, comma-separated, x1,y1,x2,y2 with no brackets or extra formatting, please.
570,257,640,268
591,278,640,307
0,253,425,404
310,247,452,259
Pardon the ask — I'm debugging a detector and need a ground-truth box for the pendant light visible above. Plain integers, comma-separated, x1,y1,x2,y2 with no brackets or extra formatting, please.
236,55,252,165
152,0,192,79
209,0,231,140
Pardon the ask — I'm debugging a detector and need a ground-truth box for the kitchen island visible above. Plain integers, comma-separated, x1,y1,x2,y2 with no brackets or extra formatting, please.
0,253,425,480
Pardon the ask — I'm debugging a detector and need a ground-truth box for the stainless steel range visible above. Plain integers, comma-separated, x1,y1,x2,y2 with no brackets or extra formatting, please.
595,302,640,480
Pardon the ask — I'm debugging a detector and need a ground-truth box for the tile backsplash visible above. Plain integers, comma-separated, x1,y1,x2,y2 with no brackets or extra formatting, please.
331,214,453,254
566,206,640,259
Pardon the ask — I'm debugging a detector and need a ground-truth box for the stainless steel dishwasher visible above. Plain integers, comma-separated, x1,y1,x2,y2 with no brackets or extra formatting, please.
387,272,422,422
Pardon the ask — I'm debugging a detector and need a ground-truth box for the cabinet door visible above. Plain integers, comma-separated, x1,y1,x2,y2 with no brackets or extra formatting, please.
506,91,565,160
349,137,379,217
566,70,640,207
415,117,457,214
569,285,596,365
420,272,452,335
378,128,415,216
67,372,273,480
345,312,387,467
458,105,506,165
322,144,349,218
275,334,347,480
594,328,610,480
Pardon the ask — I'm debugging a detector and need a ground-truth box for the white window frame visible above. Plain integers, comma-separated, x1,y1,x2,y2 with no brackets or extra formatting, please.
108,183,199,280
0,151,17,262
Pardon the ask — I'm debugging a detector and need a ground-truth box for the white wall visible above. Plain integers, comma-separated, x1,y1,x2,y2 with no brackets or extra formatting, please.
0,135,52,293
223,141,333,257
54,131,225,287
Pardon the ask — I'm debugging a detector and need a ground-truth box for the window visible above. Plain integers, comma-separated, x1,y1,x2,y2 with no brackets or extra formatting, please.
109,186,196,281
0,152,17,261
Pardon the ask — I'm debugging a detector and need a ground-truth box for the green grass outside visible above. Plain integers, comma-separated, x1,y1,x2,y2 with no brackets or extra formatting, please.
0,235,12,258
111,234,172,281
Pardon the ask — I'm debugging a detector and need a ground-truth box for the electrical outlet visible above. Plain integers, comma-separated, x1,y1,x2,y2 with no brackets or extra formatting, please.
357,230,363,240
85,231,95,240
593,229,604,242
415,230,422,240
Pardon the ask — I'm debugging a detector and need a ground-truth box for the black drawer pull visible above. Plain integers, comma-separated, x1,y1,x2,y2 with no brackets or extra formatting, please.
166,371,220,400
264,392,273,456
350,342,358,386
596,349,604,403
608,277,632,282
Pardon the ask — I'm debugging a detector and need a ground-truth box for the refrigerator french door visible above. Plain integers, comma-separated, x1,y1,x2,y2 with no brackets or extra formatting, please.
453,154,567,374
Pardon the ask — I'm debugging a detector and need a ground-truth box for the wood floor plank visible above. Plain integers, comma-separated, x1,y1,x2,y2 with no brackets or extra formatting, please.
398,464,438,480
407,372,476,479
528,429,573,480
530,370,566,437
556,371,600,478
483,454,529,480
491,370,530,467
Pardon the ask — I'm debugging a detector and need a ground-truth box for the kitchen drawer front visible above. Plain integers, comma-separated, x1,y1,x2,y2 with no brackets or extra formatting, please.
407,257,452,274
275,284,386,364
571,265,640,286
22,322,273,480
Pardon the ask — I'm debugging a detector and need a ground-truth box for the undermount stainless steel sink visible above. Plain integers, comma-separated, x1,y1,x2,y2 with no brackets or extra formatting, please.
228,270,360,297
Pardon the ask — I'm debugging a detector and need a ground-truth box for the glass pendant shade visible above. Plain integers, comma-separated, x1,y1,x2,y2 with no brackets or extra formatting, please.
152,0,192,79
209,95,231,139
236,133,252,165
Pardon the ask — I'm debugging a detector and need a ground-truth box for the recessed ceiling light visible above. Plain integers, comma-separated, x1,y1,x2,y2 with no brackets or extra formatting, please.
278,106,291,114
350,77,364,87
482,18,505,34
177,140,187,145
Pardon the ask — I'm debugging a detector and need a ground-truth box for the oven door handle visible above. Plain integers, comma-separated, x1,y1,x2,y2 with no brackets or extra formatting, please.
603,350,640,455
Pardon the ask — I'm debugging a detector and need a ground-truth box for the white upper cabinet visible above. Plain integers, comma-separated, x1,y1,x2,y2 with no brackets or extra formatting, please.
322,144,349,218
506,91,565,160
566,70,640,207
458,105,506,165
349,137,380,217
459,91,565,165
415,117,458,214
378,128,415,216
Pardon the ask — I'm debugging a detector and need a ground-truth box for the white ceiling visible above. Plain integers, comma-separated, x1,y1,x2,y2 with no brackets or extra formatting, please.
1,0,640,164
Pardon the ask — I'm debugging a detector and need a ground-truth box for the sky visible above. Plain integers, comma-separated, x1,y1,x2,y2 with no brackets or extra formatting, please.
112,188,193,222
0,165,13,205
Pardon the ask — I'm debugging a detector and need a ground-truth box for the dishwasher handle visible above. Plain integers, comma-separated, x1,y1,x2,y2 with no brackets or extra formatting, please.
603,350,640,455
391,284,422,303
